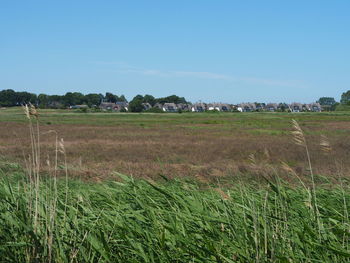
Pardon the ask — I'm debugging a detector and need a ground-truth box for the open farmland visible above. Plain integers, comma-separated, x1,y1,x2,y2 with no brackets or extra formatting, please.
0,107,349,183
1,107,350,262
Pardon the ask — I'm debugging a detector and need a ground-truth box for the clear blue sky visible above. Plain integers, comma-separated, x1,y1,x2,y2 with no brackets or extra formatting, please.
1,1,349,103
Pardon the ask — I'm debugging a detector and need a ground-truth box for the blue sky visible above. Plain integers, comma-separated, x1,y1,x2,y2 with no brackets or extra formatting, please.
1,1,349,103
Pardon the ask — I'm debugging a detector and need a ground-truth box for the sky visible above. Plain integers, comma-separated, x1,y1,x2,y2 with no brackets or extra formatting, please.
1,0,349,103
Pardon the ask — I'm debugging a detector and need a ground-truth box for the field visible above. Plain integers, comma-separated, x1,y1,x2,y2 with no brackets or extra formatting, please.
0,107,350,182
1,107,350,262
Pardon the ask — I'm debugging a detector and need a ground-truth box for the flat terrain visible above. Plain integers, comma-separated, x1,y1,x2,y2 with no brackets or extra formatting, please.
0,107,349,182
1,108,350,262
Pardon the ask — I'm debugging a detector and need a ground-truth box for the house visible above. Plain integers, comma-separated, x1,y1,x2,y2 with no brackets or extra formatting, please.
216,103,231,112
191,103,206,112
265,103,278,112
142,102,152,111
100,102,118,111
207,103,230,112
162,103,178,112
309,102,322,112
115,101,129,111
238,103,256,112
206,103,219,111
153,103,163,109
290,103,303,112
255,103,266,111
206,103,216,111
302,104,311,112
177,103,191,111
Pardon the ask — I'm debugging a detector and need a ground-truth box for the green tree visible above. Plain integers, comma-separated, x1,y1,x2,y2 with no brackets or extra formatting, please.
38,94,49,108
105,92,118,103
318,97,337,111
155,95,187,104
318,97,336,106
143,94,156,106
119,95,128,102
85,93,101,107
63,92,85,106
129,95,144,112
16,92,37,105
0,89,17,106
340,91,350,105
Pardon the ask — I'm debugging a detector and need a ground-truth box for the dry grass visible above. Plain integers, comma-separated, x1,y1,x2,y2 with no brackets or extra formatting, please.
0,109,350,183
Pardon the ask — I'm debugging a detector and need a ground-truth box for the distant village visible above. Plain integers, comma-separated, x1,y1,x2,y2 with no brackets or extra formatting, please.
96,101,322,113
1,89,348,113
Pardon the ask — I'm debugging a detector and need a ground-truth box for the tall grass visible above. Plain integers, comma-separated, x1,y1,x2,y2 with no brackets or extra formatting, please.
0,167,350,262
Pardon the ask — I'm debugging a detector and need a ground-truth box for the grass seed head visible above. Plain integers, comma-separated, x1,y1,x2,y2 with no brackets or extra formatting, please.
59,138,65,154
23,104,30,119
29,103,39,119
291,119,306,147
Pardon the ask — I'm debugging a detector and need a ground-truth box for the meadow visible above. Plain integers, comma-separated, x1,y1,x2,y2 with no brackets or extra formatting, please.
0,107,350,262
0,107,349,182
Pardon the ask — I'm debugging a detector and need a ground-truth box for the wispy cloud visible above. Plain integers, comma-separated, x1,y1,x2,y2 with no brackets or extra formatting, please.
117,68,232,80
93,61,305,88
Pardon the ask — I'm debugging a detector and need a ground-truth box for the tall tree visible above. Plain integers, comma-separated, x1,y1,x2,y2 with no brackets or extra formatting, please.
318,97,336,106
0,89,17,106
105,92,118,103
340,91,350,105
85,93,102,107
129,95,144,112
16,92,37,105
38,94,49,108
119,95,128,102
143,94,156,106
63,92,85,106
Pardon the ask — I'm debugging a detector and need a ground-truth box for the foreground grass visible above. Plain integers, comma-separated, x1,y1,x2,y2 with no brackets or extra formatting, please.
1,164,350,262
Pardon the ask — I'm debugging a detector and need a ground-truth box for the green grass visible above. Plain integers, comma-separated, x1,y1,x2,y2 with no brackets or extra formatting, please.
1,163,350,262
2,107,350,128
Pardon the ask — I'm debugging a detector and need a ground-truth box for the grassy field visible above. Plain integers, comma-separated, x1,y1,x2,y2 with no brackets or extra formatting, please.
1,107,350,262
0,107,349,182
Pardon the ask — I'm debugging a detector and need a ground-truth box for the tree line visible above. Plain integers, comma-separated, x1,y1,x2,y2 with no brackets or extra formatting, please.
0,89,121,108
0,89,187,109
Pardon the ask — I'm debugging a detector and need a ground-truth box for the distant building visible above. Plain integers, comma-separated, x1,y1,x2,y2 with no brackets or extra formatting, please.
177,103,191,111
99,102,128,111
115,101,129,111
309,102,322,112
100,102,118,111
142,102,152,111
191,103,206,112
255,103,266,111
265,103,278,112
238,103,256,112
217,103,231,112
162,103,178,112
153,103,163,110
290,103,303,112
